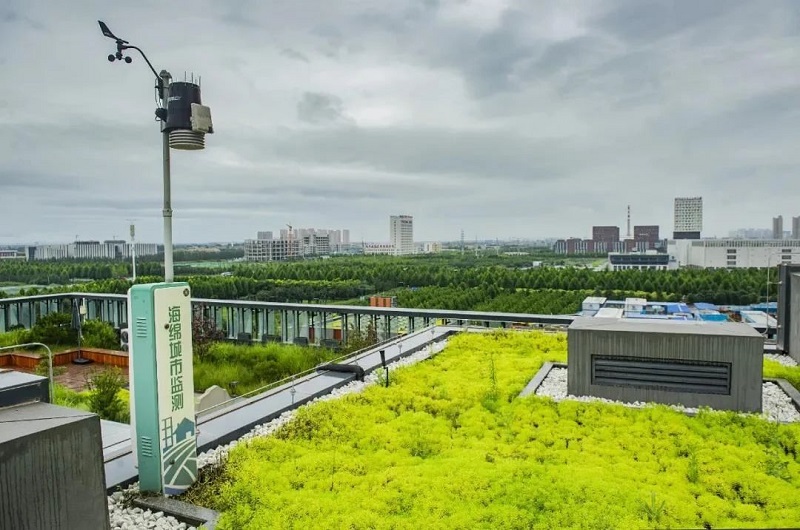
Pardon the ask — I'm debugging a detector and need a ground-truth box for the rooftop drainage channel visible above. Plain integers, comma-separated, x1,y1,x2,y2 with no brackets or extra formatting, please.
104,326,459,492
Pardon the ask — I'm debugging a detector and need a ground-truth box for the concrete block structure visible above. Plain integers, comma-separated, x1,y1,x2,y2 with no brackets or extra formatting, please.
567,317,764,412
0,402,110,530
777,264,800,360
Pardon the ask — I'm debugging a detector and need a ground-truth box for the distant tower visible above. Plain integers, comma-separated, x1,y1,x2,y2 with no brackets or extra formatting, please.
773,216,784,240
626,205,631,239
129,223,137,282
460,229,465,256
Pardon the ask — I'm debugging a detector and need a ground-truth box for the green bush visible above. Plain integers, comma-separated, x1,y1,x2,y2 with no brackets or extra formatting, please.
29,312,76,346
87,368,129,423
187,332,800,530
81,319,120,350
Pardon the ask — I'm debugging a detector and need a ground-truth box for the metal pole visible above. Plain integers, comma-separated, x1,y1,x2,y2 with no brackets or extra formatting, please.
160,70,174,283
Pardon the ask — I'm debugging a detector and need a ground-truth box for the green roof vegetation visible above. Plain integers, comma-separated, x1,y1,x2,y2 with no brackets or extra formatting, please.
185,332,800,529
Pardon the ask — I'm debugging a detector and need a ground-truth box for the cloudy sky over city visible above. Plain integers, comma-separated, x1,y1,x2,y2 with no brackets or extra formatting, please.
2,0,800,244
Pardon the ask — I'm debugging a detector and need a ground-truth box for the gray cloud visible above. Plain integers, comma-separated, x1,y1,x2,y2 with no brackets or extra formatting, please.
1,0,800,245
296,92,353,125
280,48,309,63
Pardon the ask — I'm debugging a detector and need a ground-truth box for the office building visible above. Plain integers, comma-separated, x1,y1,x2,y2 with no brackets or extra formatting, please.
245,227,350,261
25,241,159,261
773,216,784,240
244,237,300,262
608,252,675,271
553,239,625,255
673,197,702,239
794,217,800,240
668,239,800,268
592,226,620,244
390,215,414,256
729,228,772,239
363,243,395,255
634,225,659,244
419,242,443,254
0,249,21,260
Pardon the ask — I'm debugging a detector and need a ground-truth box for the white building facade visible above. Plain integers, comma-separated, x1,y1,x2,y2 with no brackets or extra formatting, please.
244,237,300,261
363,243,395,255
26,241,158,261
673,197,703,239
668,239,800,268
390,215,414,256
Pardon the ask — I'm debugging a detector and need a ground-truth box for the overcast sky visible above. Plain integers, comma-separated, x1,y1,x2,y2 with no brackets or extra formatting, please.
2,1,800,245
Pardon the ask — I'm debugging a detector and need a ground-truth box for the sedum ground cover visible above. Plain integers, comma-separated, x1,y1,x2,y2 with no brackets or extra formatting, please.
188,332,800,529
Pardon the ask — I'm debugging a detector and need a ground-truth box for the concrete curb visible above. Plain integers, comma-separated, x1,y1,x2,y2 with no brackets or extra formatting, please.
133,496,220,529
522,364,800,423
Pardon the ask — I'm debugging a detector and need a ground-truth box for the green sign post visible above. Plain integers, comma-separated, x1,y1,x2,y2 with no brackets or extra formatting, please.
128,282,197,495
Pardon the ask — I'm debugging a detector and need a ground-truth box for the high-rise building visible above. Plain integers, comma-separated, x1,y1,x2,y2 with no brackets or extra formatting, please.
390,215,414,256
773,216,784,239
592,226,620,244
793,217,800,240
673,197,703,239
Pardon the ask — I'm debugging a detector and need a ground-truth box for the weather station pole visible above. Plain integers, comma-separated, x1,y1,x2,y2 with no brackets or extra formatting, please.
98,21,213,283
98,21,213,496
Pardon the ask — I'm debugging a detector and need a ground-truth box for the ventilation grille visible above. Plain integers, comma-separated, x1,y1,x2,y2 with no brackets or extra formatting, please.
135,317,149,338
140,436,153,458
592,356,731,395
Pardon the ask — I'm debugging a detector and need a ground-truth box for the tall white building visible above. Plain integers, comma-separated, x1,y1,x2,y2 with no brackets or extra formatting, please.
793,217,800,240
390,215,414,256
773,216,784,239
673,197,703,239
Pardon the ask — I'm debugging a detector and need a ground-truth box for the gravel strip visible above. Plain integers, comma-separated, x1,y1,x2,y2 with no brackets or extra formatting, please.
107,339,449,530
534,366,800,422
764,353,799,367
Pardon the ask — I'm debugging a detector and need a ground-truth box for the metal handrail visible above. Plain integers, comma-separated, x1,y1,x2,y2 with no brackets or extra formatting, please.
0,343,54,398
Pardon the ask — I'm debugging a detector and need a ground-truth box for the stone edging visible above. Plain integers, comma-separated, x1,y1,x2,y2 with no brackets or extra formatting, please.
133,496,219,529
522,362,800,416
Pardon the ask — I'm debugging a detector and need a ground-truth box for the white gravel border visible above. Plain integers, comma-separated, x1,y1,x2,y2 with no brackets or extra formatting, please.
534,366,800,423
107,340,450,530
764,353,799,367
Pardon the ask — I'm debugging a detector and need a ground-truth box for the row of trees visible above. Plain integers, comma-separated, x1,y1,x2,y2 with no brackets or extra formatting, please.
18,276,373,304
233,261,774,302
3,254,778,310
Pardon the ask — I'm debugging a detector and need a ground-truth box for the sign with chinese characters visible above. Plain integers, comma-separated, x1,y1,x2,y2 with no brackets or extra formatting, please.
129,283,197,495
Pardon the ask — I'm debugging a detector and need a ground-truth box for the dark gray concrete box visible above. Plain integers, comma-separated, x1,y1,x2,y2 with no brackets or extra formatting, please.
0,402,111,530
567,318,764,412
